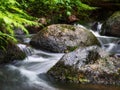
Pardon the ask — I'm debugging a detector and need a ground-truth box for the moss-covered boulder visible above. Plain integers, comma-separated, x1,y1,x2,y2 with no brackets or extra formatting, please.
0,38,26,64
48,46,120,85
30,24,100,53
101,11,120,37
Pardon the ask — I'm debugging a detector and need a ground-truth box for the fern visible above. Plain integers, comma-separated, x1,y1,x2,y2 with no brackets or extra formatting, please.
0,0,38,43
0,31,17,50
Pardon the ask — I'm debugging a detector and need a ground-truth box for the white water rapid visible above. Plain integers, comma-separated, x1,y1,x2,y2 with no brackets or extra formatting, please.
1,44,64,90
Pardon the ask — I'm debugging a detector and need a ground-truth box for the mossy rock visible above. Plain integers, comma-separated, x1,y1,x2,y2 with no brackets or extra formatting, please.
0,38,26,64
48,46,120,85
101,11,120,37
30,24,100,53
48,62,89,83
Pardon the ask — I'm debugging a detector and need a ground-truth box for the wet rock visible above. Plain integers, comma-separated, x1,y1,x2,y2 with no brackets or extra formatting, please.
0,38,26,64
30,24,100,53
57,46,103,68
101,11,120,37
48,46,120,85
14,28,25,35
26,18,47,34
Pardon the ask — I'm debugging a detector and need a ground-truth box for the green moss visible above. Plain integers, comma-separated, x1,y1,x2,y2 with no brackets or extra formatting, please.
67,46,78,52
78,78,89,83
85,29,101,46
110,11,120,19
0,38,26,64
1,47,26,63
48,61,89,83
60,24,76,31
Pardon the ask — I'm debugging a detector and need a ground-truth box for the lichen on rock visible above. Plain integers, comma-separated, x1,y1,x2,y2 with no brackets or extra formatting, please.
30,24,100,53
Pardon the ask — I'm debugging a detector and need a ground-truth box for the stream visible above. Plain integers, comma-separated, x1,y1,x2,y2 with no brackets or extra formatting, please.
0,24,120,90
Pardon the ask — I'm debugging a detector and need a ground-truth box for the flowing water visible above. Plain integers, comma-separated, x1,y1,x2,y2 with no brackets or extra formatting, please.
0,45,64,90
0,24,120,90
90,23,120,57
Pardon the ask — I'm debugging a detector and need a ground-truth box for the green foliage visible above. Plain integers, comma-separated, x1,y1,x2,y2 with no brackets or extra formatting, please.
19,0,95,19
0,0,38,43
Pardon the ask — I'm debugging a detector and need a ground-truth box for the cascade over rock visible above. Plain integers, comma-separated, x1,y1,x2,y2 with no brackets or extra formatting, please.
30,24,100,53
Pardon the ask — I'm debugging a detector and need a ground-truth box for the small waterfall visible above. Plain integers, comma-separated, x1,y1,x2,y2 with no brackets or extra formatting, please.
90,22,120,56
91,22,102,32
74,23,120,57
96,22,102,32
18,49,64,74
17,44,34,56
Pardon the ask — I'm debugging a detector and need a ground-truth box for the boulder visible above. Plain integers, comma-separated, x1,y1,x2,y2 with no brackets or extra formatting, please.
101,11,120,37
30,24,100,53
48,46,120,85
0,38,26,64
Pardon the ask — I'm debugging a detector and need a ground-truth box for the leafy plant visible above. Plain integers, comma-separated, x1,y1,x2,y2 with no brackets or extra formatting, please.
0,0,38,43
19,0,95,22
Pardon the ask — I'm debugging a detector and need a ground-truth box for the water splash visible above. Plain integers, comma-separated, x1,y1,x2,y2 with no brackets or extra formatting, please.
74,23,120,55
17,44,34,56
5,44,64,90
90,22,120,56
